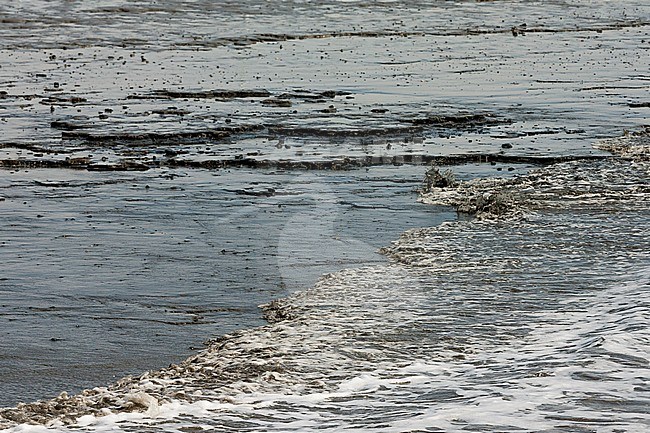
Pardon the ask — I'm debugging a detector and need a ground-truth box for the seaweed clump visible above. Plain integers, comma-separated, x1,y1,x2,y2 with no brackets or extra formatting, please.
420,165,521,219
455,190,517,216
422,166,458,193
261,299,296,323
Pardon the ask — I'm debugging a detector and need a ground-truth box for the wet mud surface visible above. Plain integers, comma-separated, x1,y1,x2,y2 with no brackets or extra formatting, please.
0,0,649,418
2,1,649,173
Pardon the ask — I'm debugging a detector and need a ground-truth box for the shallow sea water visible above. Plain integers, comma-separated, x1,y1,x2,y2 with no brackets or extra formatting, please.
0,165,461,405
0,0,649,431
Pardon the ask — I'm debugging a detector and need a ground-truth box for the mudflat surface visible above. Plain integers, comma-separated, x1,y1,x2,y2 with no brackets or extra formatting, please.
2,0,649,171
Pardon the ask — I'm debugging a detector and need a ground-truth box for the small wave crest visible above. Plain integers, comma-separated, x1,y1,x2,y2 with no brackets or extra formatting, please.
413,128,650,220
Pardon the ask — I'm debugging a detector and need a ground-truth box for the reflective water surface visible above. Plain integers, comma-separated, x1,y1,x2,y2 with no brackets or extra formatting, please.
0,0,649,431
